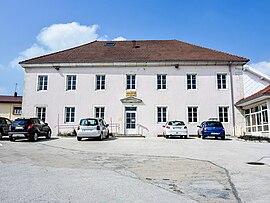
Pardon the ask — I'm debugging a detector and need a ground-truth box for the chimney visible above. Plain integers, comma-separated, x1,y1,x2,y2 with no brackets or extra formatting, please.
132,40,136,48
14,92,18,97
14,83,18,97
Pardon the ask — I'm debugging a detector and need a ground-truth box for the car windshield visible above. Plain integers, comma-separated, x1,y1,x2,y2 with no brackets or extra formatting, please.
80,119,98,126
205,121,223,127
168,121,185,126
12,119,29,126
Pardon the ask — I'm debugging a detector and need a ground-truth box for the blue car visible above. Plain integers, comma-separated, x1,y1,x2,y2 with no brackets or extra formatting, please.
197,121,225,140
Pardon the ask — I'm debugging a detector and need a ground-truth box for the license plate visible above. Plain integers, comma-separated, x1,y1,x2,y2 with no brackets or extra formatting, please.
211,132,219,135
15,126,24,130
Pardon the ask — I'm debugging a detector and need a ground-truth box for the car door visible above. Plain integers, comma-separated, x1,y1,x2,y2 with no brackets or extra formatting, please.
0,118,8,135
198,122,204,136
4,118,12,135
39,119,49,135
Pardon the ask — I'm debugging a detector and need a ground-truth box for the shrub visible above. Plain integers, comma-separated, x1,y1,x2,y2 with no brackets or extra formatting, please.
57,129,77,137
239,135,270,143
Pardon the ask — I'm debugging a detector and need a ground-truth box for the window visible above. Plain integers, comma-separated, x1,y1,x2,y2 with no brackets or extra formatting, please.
65,107,75,123
188,107,198,123
13,107,22,115
66,75,76,90
187,74,196,89
36,107,46,122
157,107,167,123
126,74,136,90
217,74,227,89
96,75,105,90
245,103,269,133
219,107,229,122
157,74,166,90
95,107,105,119
37,75,48,91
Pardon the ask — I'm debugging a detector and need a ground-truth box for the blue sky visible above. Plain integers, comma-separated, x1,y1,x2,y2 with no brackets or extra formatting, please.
1,0,270,95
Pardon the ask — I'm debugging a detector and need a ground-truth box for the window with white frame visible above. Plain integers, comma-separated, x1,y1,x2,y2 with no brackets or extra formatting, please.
95,107,105,119
188,107,198,123
217,74,227,89
219,106,229,122
65,107,75,123
37,75,48,91
126,74,136,90
245,103,268,133
36,107,46,122
157,74,166,90
187,74,196,89
13,107,22,115
96,75,105,90
157,107,167,123
66,75,77,91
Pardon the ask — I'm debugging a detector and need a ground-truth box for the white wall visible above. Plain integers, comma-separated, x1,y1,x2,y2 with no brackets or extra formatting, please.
22,65,244,137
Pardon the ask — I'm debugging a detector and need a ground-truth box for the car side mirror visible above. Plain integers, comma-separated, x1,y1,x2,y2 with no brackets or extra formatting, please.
106,124,109,127
197,125,201,128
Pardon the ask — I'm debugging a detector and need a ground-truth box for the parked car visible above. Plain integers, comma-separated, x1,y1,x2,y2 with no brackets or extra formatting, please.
8,118,51,142
0,117,12,139
197,121,225,140
76,118,109,141
163,120,188,139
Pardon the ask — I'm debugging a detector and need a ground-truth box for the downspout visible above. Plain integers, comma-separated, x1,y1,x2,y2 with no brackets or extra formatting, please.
229,62,236,137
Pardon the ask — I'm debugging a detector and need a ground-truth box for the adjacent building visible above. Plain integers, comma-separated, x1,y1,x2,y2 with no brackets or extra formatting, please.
0,93,22,120
19,40,250,136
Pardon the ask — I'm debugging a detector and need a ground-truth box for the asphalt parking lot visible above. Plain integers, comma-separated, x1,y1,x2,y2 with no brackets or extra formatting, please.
0,136,269,203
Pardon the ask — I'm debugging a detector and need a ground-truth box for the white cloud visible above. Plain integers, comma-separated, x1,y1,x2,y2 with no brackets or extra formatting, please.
249,61,270,77
10,22,126,69
113,36,127,41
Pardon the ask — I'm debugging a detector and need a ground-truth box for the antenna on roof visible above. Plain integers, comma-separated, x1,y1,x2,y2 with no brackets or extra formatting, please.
14,83,18,97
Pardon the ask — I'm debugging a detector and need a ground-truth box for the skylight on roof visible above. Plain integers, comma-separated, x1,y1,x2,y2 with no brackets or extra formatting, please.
104,42,115,47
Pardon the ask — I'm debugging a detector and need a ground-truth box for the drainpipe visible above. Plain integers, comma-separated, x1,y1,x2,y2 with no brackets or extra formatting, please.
229,62,236,137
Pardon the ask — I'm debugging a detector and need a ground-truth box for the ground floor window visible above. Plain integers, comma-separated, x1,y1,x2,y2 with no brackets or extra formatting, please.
95,107,105,118
13,106,22,115
36,107,46,122
187,106,198,123
65,107,75,123
157,107,167,123
245,103,268,133
219,106,229,122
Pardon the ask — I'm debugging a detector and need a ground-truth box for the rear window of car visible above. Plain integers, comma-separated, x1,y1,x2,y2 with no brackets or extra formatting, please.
12,119,30,126
168,121,185,126
205,121,223,127
80,119,98,126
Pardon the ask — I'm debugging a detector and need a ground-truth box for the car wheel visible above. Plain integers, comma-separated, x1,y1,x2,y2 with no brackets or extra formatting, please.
9,136,15,142
0,131,3,139
198,133,201,138
165,135,169,139
77,137,82,141
46,131,51,139
32,132,38,142
98,133,103,141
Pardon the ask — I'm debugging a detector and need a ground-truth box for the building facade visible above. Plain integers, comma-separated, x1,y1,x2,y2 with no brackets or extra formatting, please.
0,94,22,120
20,40,249,136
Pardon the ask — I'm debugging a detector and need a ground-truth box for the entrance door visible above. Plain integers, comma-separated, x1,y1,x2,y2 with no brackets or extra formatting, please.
125,107,137,134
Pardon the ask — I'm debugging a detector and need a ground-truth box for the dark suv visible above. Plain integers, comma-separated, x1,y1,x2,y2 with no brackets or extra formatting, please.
0,117,12,139
9,118,51,142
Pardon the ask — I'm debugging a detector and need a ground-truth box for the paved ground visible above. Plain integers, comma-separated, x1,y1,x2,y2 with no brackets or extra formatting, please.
0,136,269,203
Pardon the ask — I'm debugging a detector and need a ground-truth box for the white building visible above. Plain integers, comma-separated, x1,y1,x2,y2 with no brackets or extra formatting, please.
20,40,250,137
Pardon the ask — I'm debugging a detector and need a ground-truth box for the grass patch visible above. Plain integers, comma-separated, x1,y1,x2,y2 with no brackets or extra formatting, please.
57,129,77,137
239,135,270,143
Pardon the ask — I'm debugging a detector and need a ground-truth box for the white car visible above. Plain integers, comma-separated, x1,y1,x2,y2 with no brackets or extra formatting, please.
76,118,109,141
163,120,188,139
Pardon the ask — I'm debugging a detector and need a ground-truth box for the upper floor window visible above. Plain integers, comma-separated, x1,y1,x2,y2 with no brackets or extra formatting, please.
96,75,105,90
65,107,75,123
187,74,196,90
37,75,48,91
219,107,229,122
217,74,227,89
13,107,22,115
36,107,46,122
66,75,76,91
157,74,166,90
126,74,136,90
157,106,167,123
188,106,198,123
95,107,105,119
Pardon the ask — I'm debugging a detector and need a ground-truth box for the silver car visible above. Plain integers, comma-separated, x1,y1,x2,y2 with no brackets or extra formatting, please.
163,120,188,139
76,118,109,141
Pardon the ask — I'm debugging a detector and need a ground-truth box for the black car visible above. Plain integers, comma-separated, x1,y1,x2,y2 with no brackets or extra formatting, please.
9,118,51,142
0,117,12,139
